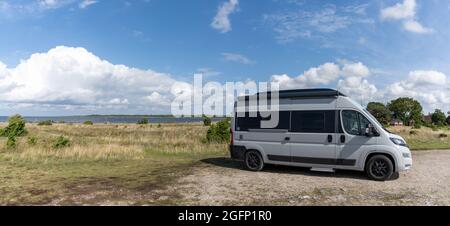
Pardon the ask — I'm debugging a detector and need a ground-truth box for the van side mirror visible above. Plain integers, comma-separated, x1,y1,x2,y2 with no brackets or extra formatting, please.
365,124,379,137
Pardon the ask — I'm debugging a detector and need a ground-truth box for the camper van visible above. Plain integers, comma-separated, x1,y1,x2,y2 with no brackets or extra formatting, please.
230,89,412,181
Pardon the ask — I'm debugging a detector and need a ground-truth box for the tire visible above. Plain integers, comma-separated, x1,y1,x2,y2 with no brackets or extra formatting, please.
244,150,264,171
365,155,394,181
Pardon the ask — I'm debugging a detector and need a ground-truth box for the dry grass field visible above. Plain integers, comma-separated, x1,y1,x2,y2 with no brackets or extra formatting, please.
0,122,227,205
0,123,449,205
388,126,450,150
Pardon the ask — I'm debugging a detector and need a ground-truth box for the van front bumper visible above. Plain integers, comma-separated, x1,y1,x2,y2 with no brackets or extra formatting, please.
398,146,413,171
229,145,246,161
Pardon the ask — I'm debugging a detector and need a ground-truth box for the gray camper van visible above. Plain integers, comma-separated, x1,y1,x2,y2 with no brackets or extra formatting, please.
230,89,412,181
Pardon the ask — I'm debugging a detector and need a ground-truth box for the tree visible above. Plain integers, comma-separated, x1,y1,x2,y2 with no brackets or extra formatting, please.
366,102,391,125
387,97,423,126
431,109,447,126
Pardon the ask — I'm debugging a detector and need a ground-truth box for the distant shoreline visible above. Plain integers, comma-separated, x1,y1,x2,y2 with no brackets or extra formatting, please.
0,115,228,124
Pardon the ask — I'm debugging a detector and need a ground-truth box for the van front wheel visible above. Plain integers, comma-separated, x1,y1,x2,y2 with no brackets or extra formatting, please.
244,150,264,171
366,155,394,181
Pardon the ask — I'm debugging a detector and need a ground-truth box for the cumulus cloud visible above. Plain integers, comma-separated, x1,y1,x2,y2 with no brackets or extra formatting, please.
211,0,239,33
0,46,179,111
270,61,449,112
386,70,450,110
380,0,433,34
271,63,341,89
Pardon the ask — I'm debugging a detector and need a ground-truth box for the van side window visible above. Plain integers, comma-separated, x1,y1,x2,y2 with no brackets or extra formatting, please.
342,110,372,136
342,110,360,135
291,111,335,133
236,111,290,131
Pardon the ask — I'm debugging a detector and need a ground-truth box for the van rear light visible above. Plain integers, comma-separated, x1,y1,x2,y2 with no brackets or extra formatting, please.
230,128,234,145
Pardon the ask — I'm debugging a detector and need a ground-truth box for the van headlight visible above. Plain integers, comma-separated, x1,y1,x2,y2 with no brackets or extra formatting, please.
390,138,407,147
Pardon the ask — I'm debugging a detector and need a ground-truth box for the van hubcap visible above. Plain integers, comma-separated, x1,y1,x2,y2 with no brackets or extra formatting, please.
372,160,388,177
247,153,260,169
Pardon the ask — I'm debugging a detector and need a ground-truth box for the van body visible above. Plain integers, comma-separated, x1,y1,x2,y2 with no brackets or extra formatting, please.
230,89,412,181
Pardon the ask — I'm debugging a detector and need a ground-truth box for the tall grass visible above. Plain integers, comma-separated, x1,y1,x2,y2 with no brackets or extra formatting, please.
0,123,228,161
389,126,450,150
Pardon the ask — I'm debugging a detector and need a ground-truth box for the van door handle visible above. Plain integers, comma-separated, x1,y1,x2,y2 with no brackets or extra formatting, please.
340,135,346,143
284,137,290,141
327,135,333,143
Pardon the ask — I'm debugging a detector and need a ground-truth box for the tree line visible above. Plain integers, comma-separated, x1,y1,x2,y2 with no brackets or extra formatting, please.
367,97,449,127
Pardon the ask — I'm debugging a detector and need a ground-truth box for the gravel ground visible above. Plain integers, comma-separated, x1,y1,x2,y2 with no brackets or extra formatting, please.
167,150,450,206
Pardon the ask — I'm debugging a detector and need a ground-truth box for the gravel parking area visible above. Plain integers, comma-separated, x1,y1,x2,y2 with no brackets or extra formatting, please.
168,150,450,205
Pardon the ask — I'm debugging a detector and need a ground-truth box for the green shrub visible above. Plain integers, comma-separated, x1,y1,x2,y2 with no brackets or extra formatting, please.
1,114,27,137
38,120,53,126
203,116,212,126
206,119,230,143
137,118,149,125
58,120,66,124
157,123,162,128
409,130,418,135
413,124,421,129
53,136,70,149
83,121,94,125
27,136,38,146
6,136,17,149
439,133,448,138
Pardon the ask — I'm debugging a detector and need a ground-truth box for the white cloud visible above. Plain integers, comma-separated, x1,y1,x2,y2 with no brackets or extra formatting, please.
270,62,341,89
380,0,433,34
381,0,416,20
264,4,373,43
386,71,450,110
0,46,179,110
403,20,433,33
269,61,450,112
211,0,239,33
222,52,255,64
79,0,98,9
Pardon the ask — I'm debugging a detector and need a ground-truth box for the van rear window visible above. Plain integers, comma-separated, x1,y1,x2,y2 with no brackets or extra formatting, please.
291,111,335,133
236,111,290,131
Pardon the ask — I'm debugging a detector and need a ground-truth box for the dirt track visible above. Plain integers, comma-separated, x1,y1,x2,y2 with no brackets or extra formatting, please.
163,150,450,205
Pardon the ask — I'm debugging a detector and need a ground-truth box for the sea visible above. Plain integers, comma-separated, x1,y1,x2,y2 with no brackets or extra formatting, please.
0,116,226,124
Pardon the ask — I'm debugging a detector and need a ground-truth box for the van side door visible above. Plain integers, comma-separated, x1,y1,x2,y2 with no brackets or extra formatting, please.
289,110,337,165
337,110,378,167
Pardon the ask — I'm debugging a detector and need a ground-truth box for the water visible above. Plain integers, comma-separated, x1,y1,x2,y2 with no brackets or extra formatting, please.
0,116,226,124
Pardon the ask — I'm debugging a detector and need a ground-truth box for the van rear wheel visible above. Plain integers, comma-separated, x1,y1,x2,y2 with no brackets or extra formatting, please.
366,155,394,181
244,150,264,171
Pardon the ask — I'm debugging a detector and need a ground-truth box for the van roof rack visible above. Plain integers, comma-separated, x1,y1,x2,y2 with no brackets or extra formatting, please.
242,89,346,99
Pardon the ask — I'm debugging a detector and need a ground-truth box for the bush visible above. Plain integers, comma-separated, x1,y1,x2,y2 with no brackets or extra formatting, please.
206,119,230,143
38,120,53,126
53,136,70,149
27,136,38,146
157,124,162,128
137,118,149,125
6,136,17,149
1,114,27,137
439,133,448,138
83,121,94,125
203,116,212,126
413,124,421,129
409,130,418,135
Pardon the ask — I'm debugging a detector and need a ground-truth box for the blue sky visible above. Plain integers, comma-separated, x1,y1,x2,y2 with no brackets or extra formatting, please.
0,0,450,116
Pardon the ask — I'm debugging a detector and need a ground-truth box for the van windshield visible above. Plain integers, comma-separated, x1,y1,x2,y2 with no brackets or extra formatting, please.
363,109,392,134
